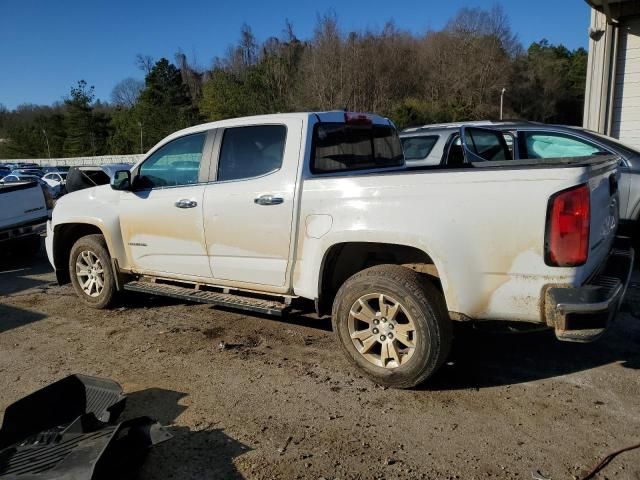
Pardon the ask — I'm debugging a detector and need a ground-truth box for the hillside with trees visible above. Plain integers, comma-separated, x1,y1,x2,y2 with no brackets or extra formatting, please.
0,5,588,159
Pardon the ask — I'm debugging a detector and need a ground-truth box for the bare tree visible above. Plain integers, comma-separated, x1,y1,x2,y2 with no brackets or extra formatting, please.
175,51,203,102
111,78,144,108
135,54,155,75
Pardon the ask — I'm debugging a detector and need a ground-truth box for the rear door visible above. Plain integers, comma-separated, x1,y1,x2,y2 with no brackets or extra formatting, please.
202,119,303,291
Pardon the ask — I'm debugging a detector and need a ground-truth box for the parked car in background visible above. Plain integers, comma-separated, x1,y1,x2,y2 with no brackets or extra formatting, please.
11,168,44,178
2,174,42,184
0,178,50,257
42,171,67,188
401,121,640,229
41,165,70,173
1,174,61,200
47,112,631,389
65,164,133,193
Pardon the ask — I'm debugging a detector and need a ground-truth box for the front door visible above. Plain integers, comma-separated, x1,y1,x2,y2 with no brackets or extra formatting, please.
203,120,303,290
120,131,214,278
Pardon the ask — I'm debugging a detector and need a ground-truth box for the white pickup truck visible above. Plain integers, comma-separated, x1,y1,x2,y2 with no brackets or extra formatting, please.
45,112,633,388
1,181,49,255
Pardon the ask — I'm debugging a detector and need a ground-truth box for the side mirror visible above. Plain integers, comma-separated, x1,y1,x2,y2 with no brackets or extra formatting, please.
111,170,131,191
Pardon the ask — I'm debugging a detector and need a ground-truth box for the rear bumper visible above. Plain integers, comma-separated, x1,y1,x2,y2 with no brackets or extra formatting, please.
545,236,634,342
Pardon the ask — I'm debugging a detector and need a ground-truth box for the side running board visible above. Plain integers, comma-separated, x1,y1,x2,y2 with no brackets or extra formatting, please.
123,280,291,316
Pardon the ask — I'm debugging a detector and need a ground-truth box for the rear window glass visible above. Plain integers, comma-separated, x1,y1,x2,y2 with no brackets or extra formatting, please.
312,123,404,174
401,135,439,160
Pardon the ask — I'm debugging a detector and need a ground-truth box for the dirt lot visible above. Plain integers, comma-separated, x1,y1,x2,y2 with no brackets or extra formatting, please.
1,247,639,480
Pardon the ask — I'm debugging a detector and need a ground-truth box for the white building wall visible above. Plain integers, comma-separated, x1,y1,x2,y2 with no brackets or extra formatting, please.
611,16,640,148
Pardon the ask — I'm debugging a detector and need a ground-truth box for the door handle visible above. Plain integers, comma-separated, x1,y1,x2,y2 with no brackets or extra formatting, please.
175,199,198,208
254,195,284,206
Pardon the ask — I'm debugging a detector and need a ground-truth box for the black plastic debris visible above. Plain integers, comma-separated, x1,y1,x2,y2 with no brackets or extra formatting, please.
0,374,171,479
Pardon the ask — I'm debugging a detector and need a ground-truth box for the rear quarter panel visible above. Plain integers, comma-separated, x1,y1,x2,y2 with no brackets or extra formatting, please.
294,165,612,323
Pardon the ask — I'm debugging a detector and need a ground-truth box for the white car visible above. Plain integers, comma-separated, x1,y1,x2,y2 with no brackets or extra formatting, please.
42,172,67,188
46,112,632,388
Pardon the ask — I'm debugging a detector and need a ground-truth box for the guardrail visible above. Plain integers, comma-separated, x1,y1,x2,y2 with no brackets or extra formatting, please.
0,154,144,167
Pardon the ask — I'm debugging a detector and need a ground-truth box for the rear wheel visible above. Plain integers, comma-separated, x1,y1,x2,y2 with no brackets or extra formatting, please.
69,234,117,309
332,265,452,389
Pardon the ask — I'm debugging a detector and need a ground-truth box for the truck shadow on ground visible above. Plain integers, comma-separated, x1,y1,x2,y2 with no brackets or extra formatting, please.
0,244,52,297
425,314,640,391
0,304,46,333
125,388,250,480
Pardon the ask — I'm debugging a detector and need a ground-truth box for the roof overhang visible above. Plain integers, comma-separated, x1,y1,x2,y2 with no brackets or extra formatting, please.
585,0,640,22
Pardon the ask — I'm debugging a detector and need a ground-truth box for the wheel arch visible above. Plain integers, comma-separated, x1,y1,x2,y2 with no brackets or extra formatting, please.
52,222,113,285
316,241,447,316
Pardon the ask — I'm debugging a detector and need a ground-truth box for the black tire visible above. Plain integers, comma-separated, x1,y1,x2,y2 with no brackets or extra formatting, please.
68,234,117,309
332,265,452,389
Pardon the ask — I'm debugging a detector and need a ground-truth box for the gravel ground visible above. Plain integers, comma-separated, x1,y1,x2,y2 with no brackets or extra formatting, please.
0,246,639,480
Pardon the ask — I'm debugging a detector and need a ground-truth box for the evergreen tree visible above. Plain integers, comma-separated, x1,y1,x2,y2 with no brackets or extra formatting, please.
135,58,200,148
63,80,95,156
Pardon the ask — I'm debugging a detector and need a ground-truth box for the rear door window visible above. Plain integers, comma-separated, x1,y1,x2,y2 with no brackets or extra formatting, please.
217,125,286,182
521,132,603,158
401,135,439,160
312,123,404,174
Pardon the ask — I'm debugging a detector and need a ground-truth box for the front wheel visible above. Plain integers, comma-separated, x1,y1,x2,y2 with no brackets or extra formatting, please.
332,265,452,389
69,234,117,309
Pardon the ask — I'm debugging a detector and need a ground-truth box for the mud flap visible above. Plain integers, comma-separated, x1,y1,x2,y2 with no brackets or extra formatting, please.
0,374,171,479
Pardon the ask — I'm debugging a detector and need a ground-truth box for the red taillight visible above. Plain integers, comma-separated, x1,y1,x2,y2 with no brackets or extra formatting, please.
546,184,590,267
344,112,372,125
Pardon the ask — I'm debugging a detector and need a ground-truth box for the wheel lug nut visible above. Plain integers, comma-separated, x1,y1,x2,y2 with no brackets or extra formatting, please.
380,335,386,341
388,324,394,329
381,317,387,322
372,328,379,334
388,333,394,339
373,319,379,325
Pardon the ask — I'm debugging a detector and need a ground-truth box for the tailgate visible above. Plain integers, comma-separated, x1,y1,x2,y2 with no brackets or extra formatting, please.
585,157,620,272
0,182,47,230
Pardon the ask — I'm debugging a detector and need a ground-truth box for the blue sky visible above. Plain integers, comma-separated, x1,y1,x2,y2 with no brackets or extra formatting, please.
0,0,591,109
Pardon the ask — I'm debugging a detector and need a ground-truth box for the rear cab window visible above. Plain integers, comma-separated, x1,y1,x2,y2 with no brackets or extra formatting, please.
312,122,404,174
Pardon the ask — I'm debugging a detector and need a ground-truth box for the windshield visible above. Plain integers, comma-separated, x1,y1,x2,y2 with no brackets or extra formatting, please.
312,123,404,174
